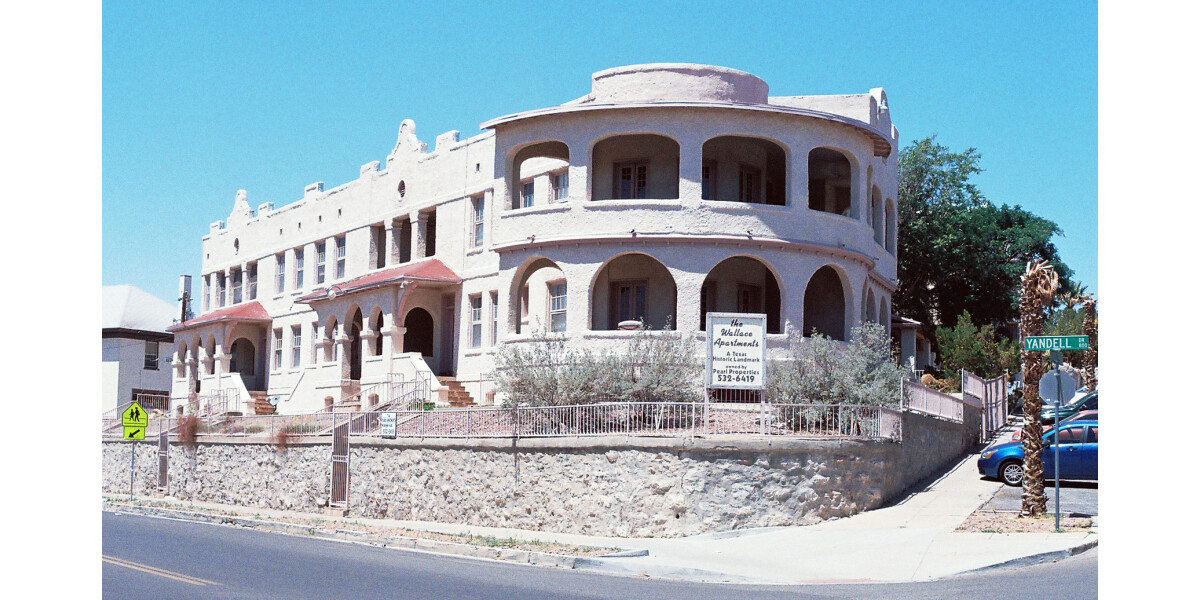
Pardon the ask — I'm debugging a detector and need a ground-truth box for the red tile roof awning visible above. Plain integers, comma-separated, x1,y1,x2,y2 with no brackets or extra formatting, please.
167,301,272,332
297,258,461,304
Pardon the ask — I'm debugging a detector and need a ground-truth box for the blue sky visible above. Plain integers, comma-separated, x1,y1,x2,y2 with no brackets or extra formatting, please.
102,0,1098,306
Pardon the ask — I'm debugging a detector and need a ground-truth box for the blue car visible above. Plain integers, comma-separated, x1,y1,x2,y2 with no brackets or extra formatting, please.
978,420,1098,486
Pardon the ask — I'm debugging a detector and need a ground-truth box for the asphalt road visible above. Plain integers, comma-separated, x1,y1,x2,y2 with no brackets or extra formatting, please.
103,511,1098,600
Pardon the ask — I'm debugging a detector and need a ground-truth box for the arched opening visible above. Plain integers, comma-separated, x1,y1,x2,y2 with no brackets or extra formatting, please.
885,198,897,255
803,266,847,341
871,186,884,245
864,288,877,324
808,147,853,216
348,308,363,381
879,297,889,332
701,136,786,205
403,308,435,357
324,317,339,363
511,258,567,334
701,256,783,334
229,337,257,390
510,141,570,209
591,253,676,330
371,309,385,356
591,134,680,200
203,335,216,376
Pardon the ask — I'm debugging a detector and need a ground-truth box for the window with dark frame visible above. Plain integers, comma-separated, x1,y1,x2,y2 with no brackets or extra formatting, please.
470,295,483,348
247,263,257,300
335,236,346,279
609,280,647,326
316,241,326,285
291,325,302,367
552,172,568,201
275,253,286,294
273,328,283,370
472,196,484,247
143,341,159,370
520,180,535,208
294,247,305,289
489,291,499,345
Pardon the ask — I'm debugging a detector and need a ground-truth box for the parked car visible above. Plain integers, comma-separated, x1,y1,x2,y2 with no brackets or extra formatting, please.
979,420,1098,486
1040,390,1098,424
1011,410,1098,441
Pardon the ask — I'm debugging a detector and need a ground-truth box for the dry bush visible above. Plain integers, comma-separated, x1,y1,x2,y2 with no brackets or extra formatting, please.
272,428,293,453
178,415,201,452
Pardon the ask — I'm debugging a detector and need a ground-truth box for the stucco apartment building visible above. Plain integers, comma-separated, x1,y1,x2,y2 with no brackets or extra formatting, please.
168,64,901,415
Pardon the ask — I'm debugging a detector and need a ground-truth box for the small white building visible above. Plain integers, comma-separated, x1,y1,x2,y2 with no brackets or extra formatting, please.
169,63,901,415
102,285,177,414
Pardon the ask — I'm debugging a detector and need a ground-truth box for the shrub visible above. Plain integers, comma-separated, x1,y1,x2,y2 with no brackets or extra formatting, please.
767,322,906,408
492,323,702,407
272,428,293,453
178,415,201,452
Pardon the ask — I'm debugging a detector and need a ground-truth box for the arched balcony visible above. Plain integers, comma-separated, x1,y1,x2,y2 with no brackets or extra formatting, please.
590,253,677,330
701,256,783,333
701,136,786,205
591,134,679,201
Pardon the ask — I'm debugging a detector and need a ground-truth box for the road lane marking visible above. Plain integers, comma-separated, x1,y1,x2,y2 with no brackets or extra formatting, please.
102,555,220,586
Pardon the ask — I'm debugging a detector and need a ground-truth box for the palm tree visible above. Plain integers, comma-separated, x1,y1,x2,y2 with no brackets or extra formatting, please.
1081,296,1097,391
1019,259,1057,518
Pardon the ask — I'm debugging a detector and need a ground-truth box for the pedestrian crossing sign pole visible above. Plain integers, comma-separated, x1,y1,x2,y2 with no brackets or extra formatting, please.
122,402,148,498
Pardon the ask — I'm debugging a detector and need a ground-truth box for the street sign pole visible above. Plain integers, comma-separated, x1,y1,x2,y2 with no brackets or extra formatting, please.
1050,350,1062,532
130,437,135,500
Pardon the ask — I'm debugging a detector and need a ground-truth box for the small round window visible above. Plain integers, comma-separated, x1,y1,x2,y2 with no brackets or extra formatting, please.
398,180,407,197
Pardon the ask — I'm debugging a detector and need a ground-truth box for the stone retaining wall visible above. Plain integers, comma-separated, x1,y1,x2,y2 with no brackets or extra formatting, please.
102,412,976,537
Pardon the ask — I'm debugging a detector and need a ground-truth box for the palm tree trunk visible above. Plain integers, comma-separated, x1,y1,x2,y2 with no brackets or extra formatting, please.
1019,261,1056,518
1082,298,1097,391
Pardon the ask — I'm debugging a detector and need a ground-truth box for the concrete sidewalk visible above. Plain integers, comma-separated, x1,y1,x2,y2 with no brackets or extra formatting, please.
105,446,1096,584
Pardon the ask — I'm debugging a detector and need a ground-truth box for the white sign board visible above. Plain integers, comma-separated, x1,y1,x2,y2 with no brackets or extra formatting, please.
706,312,766,390
379,412,397,439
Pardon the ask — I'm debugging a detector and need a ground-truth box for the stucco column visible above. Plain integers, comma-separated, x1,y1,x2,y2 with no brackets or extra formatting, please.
672,269,708,335
386,219,401,265
361,328,379,367
566,140,587,204
382,315,402,374
411,211,428,259
208,273,218,311
677,133,704,205
334,326,350,381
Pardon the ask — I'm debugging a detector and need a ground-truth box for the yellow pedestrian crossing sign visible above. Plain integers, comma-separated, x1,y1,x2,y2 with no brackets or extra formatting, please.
122,402,148,428
124,426,145,440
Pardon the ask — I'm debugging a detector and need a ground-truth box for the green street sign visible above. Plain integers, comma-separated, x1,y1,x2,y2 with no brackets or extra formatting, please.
1024,335,1089,351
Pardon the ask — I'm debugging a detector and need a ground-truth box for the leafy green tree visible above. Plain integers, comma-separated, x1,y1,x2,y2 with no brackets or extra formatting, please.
935,310,1018,387
896,137,1073,339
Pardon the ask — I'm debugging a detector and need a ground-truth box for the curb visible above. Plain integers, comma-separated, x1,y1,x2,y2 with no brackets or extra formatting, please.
958,537,1098,575
103,502,585,570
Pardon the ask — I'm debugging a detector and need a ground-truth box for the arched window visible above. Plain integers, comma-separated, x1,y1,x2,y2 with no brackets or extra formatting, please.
347,308,363,381
701,256,783,333
885,198,897,255
372,311,385,356
591,134,680,200
872,186,884,245
808,148,853,216
803,266,846,340
700,136,786,205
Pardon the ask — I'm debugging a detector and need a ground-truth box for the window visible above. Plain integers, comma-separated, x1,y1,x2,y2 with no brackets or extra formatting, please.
548,282,567,332
610,280,647,324
425,213,436,257
489,291,499,345
216,272,226,308
311,323,320,364
1045,426,1085,445
520,180,534,208
294,247,305,289
275,253,286,294
472,196,484,247
316,241,326,285
291,325,302,367
231,267,242,304
469,295,483,348
273,328,283,370
1085,427,1098,444
143,341,159,370
552,172,568,201
613,161,648,199
247,264,258,300
335,236,346,279
738,165,761,203
701,161,717,200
